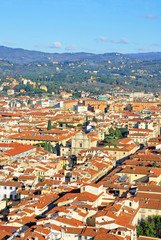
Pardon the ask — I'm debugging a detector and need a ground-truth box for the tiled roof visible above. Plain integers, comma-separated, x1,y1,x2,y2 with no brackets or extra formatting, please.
5,144,35,156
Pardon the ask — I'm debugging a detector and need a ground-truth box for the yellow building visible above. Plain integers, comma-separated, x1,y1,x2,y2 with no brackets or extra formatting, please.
40,85,47,91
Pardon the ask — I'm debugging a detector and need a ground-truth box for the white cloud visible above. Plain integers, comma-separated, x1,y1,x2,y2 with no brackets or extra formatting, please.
65,45,78,51
138,47,150,52
96,36,130,44
132,41,139,45
142,14,159,19
34,44,41,48
96,36,108,42
4,41,14,46
49,41,62,49
152,43,160,47
119,38,129,44
110,38,119,43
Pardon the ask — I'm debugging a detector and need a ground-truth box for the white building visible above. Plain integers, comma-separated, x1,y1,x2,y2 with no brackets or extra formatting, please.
0,181,20,201
73,105,88,113
37,100,50,108
7,89,14,95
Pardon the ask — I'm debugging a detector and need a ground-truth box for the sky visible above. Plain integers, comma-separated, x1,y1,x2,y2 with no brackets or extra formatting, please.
0,0,161,54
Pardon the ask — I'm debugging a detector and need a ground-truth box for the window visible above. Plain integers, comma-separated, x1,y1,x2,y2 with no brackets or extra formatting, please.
4,186,7,189
10,187,12,190
80,143,82,148
129,202,132,207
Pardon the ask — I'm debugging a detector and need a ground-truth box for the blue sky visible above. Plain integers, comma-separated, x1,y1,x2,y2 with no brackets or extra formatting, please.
0,0,160,53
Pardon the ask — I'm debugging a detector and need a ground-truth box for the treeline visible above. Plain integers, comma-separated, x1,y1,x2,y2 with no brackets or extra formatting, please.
137,216,161,238
34,141,52,152
100,127,128,147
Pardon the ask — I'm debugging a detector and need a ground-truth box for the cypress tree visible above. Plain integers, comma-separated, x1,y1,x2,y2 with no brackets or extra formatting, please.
48,142,52,152
44,141,48,151
47,120,52,130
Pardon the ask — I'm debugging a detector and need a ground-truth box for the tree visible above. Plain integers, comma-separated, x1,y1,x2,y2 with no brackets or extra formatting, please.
119,127,128,137
152,161,157,168
109,127,115,137
137,216,161,238
28,99,31,104
77,123,83,127
55,143,60,156
137,225,144,236
154,215,161,237
106,105,110,112
102,136,117,148
44,141,48,151
92,116,98,123
47,120,52,130
48,142,52,152
115,128,122,139
38,177,45,182
137,219,156,237
124,104,132,111
3,86,10,92
25,83,33,92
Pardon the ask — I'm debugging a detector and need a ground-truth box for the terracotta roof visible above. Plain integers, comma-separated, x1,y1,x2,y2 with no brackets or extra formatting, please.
94,233,124,240
120,166,157,175
0,181,21,187
129,128,153,132
140,199,161,210
5,144,35,156
76,192,102,202
138,236,161,240
137,185,161,193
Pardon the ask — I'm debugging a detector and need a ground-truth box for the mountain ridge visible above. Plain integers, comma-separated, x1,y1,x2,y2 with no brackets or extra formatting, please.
0,46,161,64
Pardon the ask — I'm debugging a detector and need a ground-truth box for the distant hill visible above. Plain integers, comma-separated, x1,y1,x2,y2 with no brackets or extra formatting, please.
127,52,161,61
0,46,130,63
0,46,161,64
